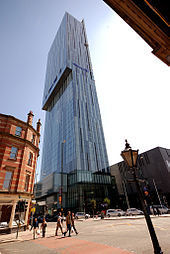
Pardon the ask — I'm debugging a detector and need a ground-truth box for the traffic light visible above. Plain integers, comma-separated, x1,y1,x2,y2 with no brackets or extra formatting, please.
59,196,62,204
144,191,149,196
143,186,149,197
16,201,25,212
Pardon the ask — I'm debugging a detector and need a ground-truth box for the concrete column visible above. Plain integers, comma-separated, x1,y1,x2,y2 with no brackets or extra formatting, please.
9,200,17,229
25,199,31,227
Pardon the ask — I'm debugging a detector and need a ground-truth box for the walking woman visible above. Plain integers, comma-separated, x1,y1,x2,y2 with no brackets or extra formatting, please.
55,212,63,236
71,212,78,235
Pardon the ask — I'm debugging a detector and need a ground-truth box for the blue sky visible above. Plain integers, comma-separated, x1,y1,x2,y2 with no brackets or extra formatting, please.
0,0,169,179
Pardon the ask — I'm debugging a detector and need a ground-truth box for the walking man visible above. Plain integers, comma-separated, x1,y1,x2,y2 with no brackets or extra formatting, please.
64,211,72,237
32,217,39,239
71,212,78,235
41,217,47,237
156,206,161,216
55,212,63,236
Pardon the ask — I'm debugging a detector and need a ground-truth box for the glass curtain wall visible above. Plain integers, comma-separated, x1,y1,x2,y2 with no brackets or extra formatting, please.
40,13,111,209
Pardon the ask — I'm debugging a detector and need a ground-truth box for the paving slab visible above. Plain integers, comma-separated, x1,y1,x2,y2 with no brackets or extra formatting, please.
33,237,134,254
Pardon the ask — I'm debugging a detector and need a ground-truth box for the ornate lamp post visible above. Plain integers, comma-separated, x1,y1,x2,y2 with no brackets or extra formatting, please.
121,140,163,254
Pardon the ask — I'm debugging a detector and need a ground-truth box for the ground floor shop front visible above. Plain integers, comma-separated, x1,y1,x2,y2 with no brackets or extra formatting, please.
0,193,31,234
34,171,118,215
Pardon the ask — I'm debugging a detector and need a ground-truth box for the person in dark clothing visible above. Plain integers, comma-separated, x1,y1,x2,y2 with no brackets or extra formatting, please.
152,206,157,216
64,211,72,237
71,212,78,235
41,217,47,237
156,207,161,216
32,217,39,239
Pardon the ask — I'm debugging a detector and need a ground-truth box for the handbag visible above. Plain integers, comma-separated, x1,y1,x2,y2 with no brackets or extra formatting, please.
37,229,40,235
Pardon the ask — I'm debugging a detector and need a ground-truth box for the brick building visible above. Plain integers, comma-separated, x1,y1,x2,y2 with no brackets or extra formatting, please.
0,111,41,233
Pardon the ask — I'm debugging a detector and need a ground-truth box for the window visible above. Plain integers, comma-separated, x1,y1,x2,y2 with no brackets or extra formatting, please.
80,128,83,152
86,103,90,130
144,153,150,164
53,75,58,84
28,152,33,166
3,171,12,190
94,143,99,171
86,153,90,171
24,174,30,192
10,147,18,159
31,134,35,144
166,149,170,157
15,126,22,137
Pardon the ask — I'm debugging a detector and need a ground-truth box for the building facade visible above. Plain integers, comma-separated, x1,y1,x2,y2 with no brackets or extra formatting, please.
38,12,112,212
111,147,170,210
0,112,41,233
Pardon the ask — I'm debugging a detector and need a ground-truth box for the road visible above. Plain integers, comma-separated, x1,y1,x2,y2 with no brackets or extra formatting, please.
0,216,170,254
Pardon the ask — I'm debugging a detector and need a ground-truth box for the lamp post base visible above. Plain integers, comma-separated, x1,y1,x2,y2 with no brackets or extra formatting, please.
133,171,163,254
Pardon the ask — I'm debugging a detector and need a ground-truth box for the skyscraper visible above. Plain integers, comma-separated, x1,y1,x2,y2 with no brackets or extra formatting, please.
40,13,113,211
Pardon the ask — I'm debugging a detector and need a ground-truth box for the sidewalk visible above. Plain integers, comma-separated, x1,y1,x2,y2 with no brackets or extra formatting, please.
0,226,56,244
110,214,170,219
0,214,170,244
94,213,170,221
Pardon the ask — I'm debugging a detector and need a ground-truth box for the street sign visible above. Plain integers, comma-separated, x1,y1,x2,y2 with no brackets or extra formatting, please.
37,201,46,206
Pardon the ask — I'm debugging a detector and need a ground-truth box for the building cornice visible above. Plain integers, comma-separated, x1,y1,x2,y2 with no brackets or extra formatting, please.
0,191,33,197
103,0,170,66
0,113,40,136
0,131,40,153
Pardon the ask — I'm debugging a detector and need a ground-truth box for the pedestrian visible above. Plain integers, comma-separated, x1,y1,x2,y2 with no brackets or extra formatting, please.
71,212,78,235
156,207,161,216
32,217,39,239
152,206,157,216
41,217,47,237
61,213,65,225
55,212,63,236
63,211,72,237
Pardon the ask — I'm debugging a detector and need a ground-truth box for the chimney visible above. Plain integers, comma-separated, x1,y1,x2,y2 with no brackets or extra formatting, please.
36,119,41,134
27,111,34,126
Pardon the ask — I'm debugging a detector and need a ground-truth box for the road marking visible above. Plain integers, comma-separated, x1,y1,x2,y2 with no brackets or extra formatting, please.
1,249,25,253
110,223,132,227
154,225,166,231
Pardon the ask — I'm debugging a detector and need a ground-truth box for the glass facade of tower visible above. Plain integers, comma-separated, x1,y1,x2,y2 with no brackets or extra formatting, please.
40,13,112,210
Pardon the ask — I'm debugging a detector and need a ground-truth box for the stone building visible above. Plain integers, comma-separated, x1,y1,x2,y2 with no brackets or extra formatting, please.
111,147,170,210
0,111,41,233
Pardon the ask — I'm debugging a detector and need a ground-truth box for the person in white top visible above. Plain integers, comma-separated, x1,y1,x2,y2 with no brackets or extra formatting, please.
55,212,63,236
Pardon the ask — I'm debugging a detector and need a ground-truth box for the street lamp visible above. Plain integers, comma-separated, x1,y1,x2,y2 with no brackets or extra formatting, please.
121,140,163,254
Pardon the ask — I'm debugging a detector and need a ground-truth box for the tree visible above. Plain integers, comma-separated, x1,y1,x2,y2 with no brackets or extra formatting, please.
90,199,96,218
103,197,110,209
